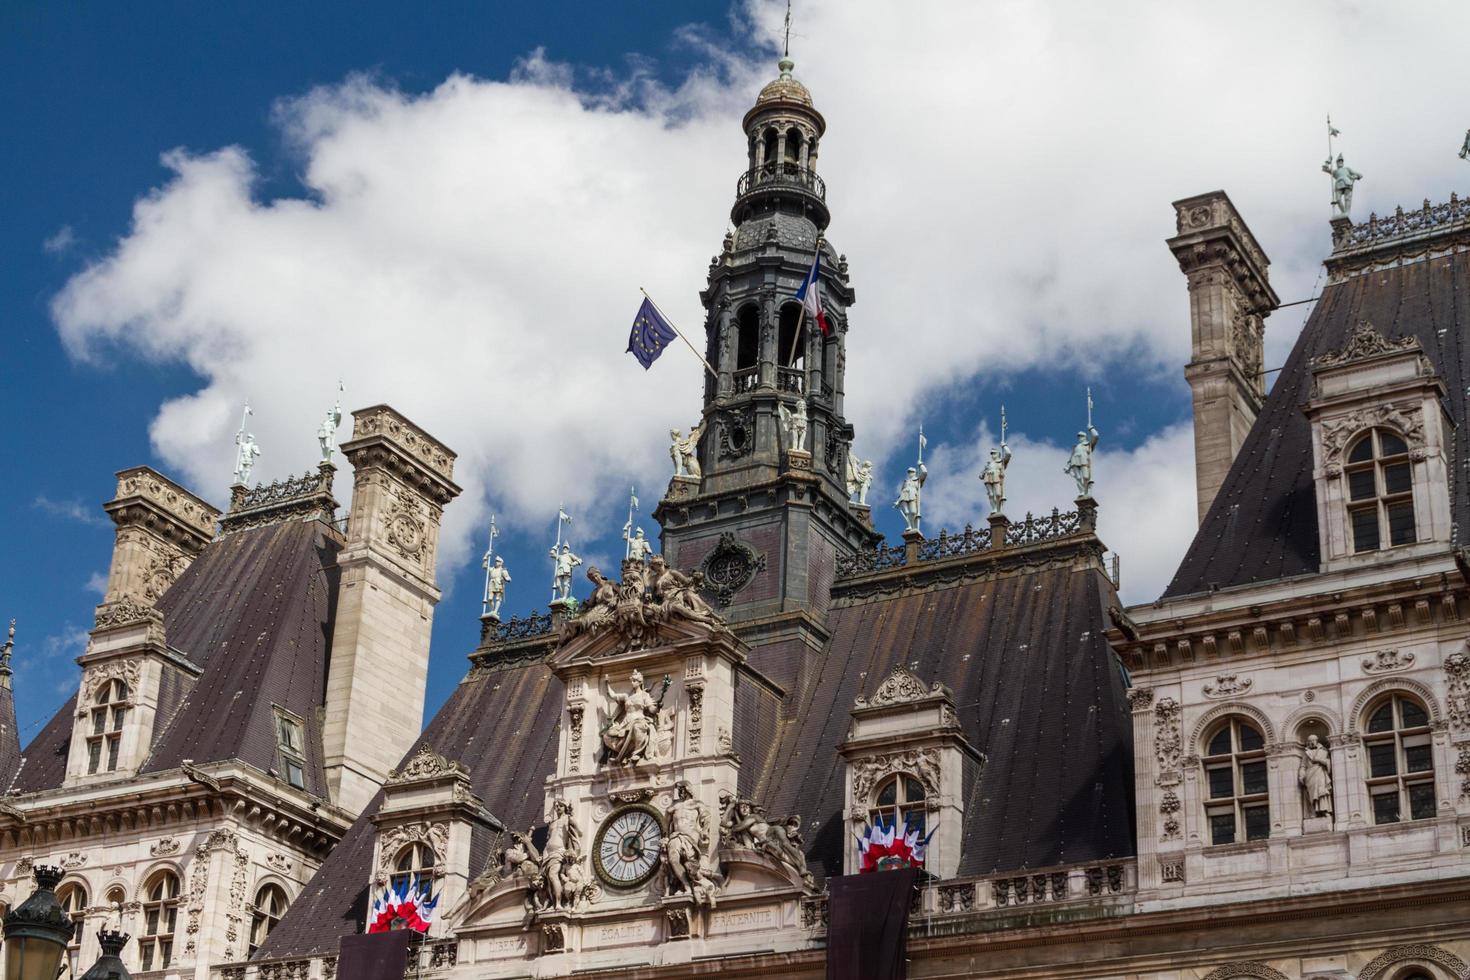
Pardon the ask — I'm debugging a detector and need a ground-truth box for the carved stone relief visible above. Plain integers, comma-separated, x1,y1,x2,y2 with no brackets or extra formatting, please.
855,666,945,708
1319,403,1424,463
1154,698,1182,772
1313,321,1419,368
81,659,141,706
1357,943,1469,980
1202,675,1252,699
386,491,427,561
265,853,294,874
1159,791,1182,841
698,533,767,607
1126,687,1154,711
567,707,584,774
1362,649,1415,673
376,823,449,883
850,748,941,808
387,744,467,783
151,838,181,857
223,848,249,962
1445,650,1470,731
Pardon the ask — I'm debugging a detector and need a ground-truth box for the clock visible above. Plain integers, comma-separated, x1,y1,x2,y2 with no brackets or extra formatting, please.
593,805,664,888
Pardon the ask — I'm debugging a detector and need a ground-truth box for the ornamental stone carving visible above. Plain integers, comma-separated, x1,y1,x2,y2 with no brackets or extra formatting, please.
663,781,722,907
1126,687,1154,711
266,853,294,874
1159,792,1182,841
60,852,87,870
697,533,767,607
1154,698,1182,771
567,707,584,774
386,492,427,561
387,744,468,783
223,848,249,962
376,823,450,881
93,598,163,630
850,748,941,807
1358,943,1469,980
143,549,187,602
1202,675,1252,699
1199,963,1289,980
81,660,141,706
1319,403,1424,463
1362,649,1415,674
150,838,181,857
561,557,727,653
1313,321,1419,368
854,666,947,708
1446,649,1470,731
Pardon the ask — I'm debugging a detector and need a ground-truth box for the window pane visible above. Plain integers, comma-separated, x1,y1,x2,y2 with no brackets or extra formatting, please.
106,736,120,772
165,907,177,932
1348,437,1374,463
1403,742,1433,773
1207,765,1234,800
1383,461,1412,494
903,776,925,801
1243,805,1270,842
1368,702,1395,733
286,759,305,789
146,908,160,935
1207,728,1232,757
1368,741,1398,778
142,944,154,971
876,780,897,806
1387,501,1416,546
88,740,101,774
1379,431,1408,456
1240,760,1268,796
92,712,105,736
161,939,172,967
1372,791,1400,825
1347,467,1376,501
1209,812,1235,845
1400,699,1428,729
1408,782,1436,820
1351,506,1380,552
1237,724,1264,752
111,706,126,731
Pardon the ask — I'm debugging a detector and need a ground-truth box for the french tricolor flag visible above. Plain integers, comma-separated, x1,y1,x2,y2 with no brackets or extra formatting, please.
795,252,831,337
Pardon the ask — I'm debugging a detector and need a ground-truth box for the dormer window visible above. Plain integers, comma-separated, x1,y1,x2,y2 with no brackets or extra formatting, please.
87,678,128,774
870,774,927,835
274,710,307,790
1345,428,1416,552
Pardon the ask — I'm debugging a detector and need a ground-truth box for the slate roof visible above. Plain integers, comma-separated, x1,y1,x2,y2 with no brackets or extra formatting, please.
257,532,1134,960
7,519,340,796
1164,221,1470,598
0,682,20,792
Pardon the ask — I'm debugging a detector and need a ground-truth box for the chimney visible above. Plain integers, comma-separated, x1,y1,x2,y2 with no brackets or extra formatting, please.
322,406,461,815
98,467,220,616
1167,192,1280,523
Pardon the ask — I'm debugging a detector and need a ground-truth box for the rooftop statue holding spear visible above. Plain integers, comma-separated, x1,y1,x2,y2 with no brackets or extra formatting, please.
1064,389,1100,498
895,425,928,533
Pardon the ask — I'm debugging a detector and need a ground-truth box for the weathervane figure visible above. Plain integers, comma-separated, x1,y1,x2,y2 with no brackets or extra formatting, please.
232,402,260,486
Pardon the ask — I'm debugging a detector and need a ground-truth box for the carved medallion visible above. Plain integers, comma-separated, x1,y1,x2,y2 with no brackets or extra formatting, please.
698,533,767,607
717,407,756,460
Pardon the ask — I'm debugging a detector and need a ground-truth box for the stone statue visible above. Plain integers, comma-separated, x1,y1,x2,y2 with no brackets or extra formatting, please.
536,799,583,911
1299,734,1334,819
1322,154,1363,217
549,544,582,603
1461,129,1470,161
777,399,808,452
317,383,343,461
981,442,1013,515
602,669,661,766
722,797,771,851
764,815,814,889
624,525,655,563
846,454,874,505
670,422,706,479
648,556,719,625
500,834,542,917
1064,425,1100,498
663,781,721,907
233,431,261,486
894,464,928,533
483,557,511,619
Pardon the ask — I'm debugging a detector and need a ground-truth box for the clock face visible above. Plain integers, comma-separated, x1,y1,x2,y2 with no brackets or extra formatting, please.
594,806,664,888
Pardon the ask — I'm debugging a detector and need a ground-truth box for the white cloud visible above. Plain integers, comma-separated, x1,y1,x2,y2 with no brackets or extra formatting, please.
43,225,77,254
923,422,1197,604
33,495,108,528
48,0,1470,580
84,572,107,596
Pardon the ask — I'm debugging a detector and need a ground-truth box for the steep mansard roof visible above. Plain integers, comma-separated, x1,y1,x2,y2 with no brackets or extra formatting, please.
1165,207,1470,598
0,683,20,792
258,531,1135,960
7,519,340,796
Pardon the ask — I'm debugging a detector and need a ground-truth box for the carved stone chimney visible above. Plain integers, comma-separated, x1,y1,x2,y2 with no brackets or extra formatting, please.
323,406,461,815
97,467,219,615
1167,192,1280,523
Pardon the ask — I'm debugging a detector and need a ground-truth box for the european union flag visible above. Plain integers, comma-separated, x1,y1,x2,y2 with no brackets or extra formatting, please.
627,297,679,370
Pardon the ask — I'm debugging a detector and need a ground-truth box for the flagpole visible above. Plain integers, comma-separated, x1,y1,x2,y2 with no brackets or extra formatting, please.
640,288,717,380
784,304,808,369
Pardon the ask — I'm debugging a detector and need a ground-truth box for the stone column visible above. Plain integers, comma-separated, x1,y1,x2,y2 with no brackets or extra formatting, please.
1336,733,1367,829
758,291,777,389
716,304,734,397
1127,688,1158,890
1269,742,1302,838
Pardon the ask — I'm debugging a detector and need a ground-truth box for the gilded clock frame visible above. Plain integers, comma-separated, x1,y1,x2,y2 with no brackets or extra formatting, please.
592,803,666,889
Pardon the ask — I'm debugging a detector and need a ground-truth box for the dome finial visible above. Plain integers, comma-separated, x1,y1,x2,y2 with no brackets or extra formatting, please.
778,56,795,80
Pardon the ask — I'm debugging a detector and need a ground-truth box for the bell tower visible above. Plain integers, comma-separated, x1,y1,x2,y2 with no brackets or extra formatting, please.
657,58,878,626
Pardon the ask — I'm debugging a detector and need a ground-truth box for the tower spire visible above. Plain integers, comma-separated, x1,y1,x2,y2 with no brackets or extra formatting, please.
0,619,12,683
783,0,793,58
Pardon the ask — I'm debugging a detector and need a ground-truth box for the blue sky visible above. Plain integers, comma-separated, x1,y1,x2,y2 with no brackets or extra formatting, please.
5,0,1469,744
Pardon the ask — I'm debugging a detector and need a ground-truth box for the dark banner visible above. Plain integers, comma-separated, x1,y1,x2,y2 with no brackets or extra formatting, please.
338,930,419,980
825,868,920,980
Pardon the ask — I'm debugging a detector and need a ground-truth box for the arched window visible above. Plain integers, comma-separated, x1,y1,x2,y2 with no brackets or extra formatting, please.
761,126,779,168
1203,718,1269,845
87,678,128,774
869,774,927,836
391,842,435,904
249,883,290,956
1364,693,1435,824
140,870,180,971
735,304,760,375
778,303,805,373
1345,428,1415,553
784,126,802,168
56,881,87,975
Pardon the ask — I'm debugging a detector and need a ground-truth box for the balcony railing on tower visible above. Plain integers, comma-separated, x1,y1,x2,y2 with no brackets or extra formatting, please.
736,163,827,203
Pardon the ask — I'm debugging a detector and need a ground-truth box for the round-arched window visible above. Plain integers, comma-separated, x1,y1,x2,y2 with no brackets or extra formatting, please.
869,774,926,836
1364,692,1435,824
249,883,290,955
1203,718,1269,845
1345,428,1415,553
56,881,87,974
140,870,180,971
392,842,436,903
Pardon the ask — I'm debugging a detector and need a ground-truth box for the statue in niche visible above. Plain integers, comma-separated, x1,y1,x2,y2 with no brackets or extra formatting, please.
1298,734,1334,819
1064,425,1100,497
670,422,706,478
663,781,721,907
1321,154,1363,217
602,670,662,766
846,454,874,505
778,399,808,452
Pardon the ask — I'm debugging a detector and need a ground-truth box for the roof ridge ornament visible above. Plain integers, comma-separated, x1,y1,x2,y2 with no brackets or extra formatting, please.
854,664,950,708
1312,320,1420,368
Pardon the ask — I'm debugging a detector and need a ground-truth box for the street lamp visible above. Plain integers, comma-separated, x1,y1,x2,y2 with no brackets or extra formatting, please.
79,930,132,980
2,865,72,980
